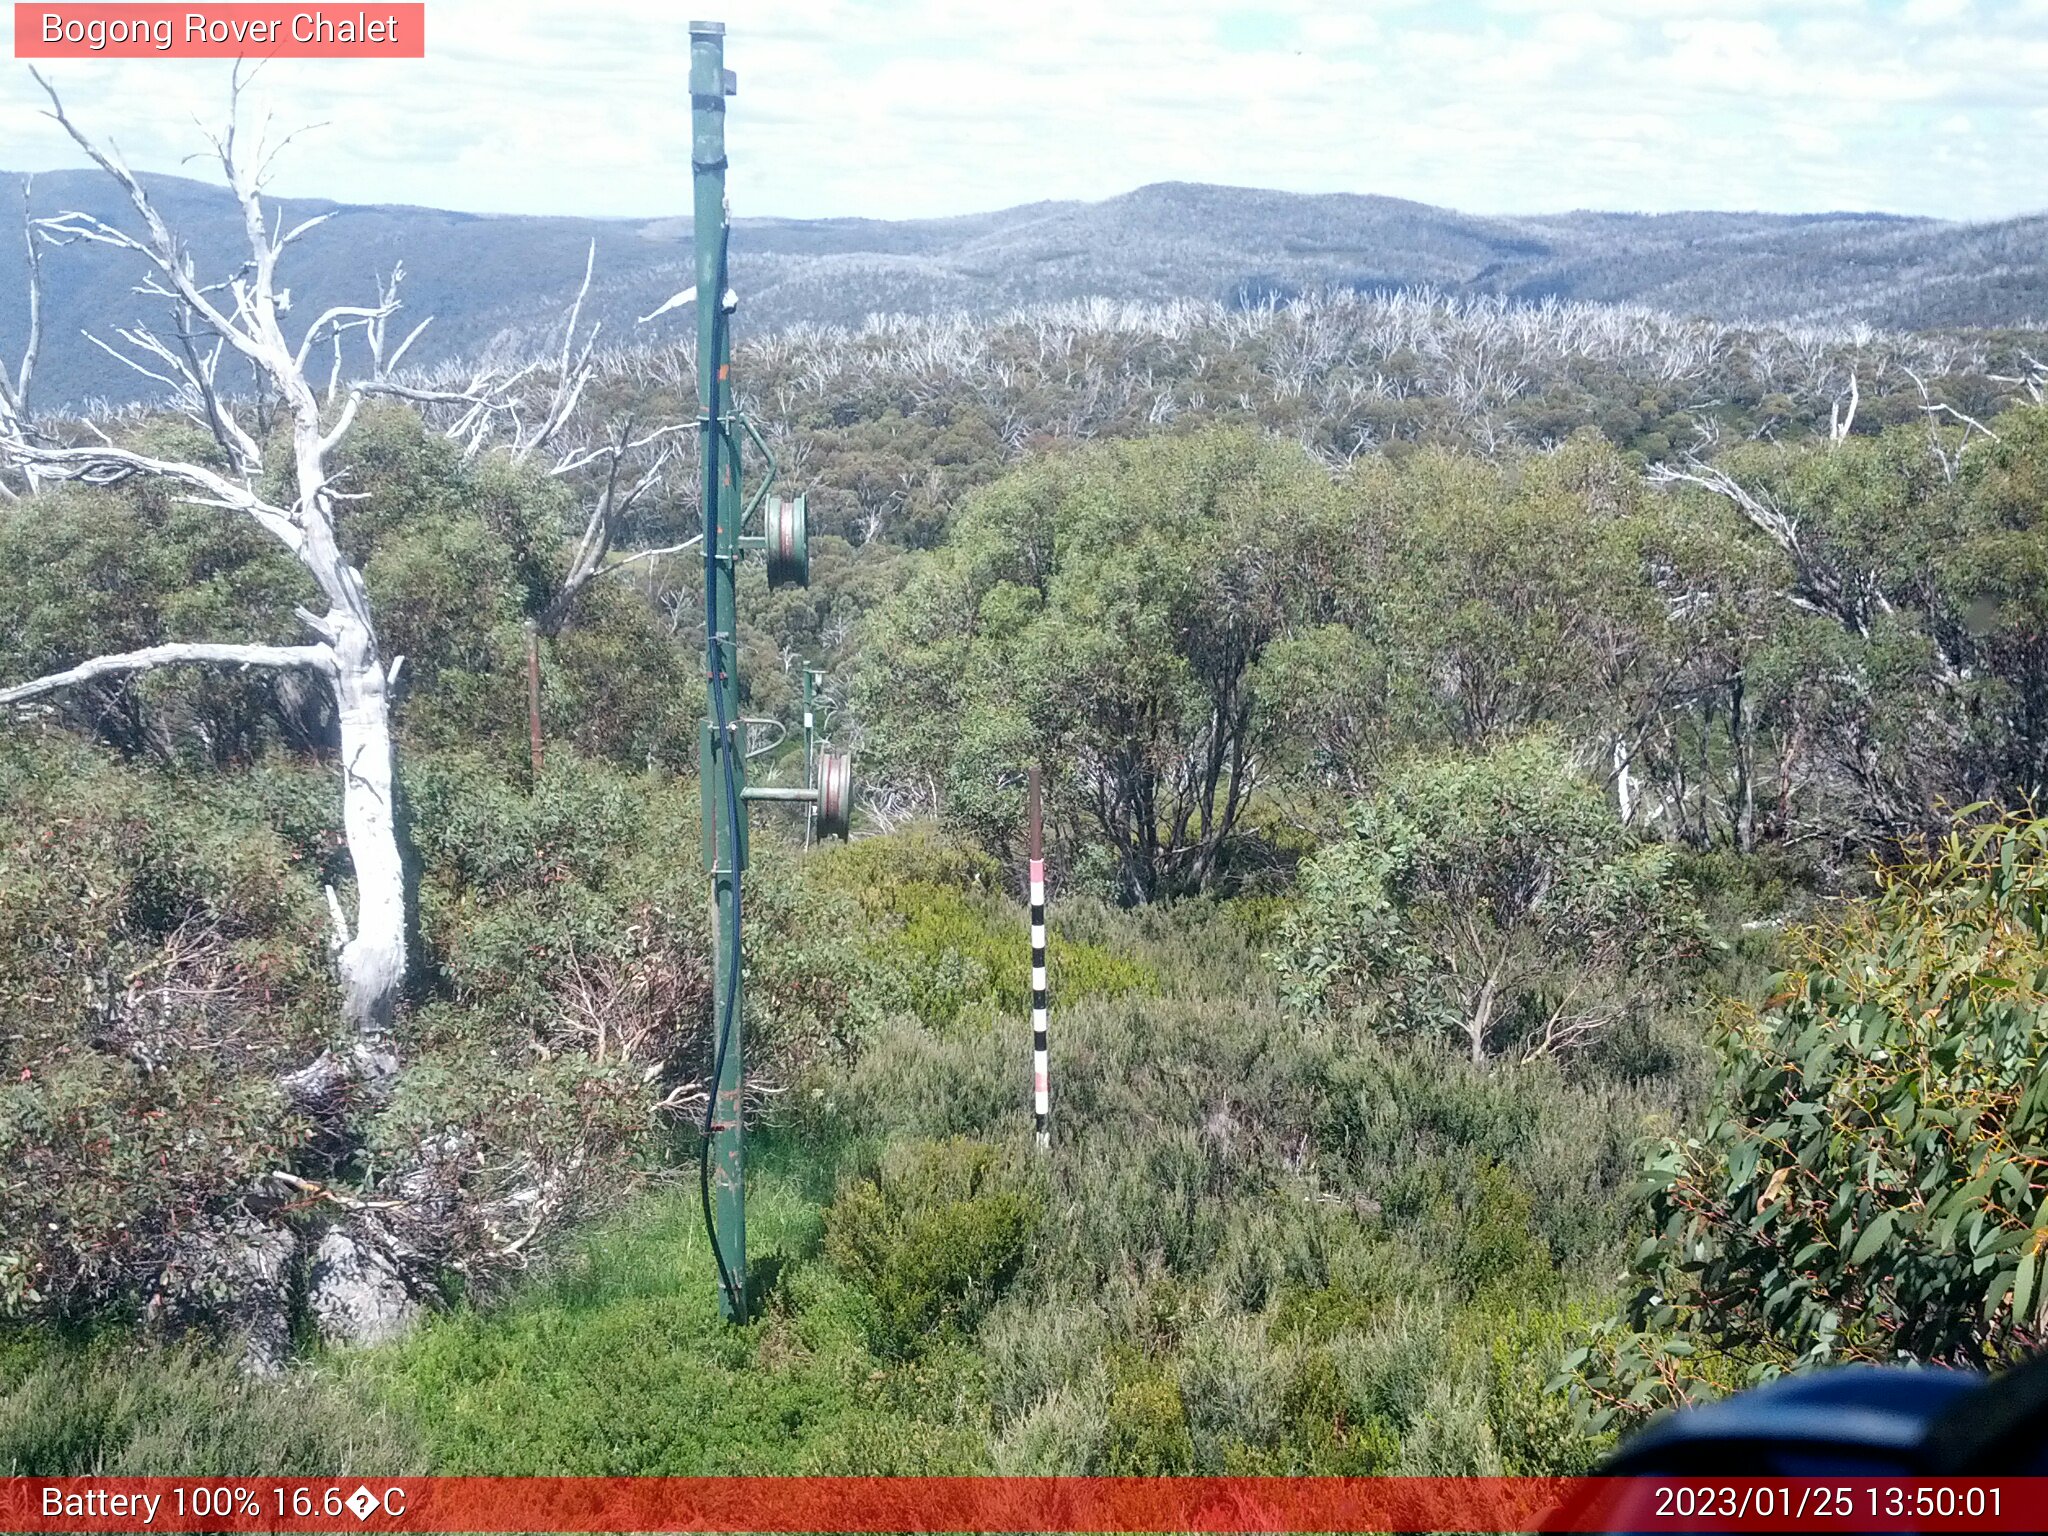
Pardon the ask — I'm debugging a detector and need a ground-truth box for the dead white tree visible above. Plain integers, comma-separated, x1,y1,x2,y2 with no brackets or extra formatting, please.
1902,364,2000,483
1988,352,2048,406
482,253,699,775
0,71,509,1060
1648,454,1913,653
535,419,696,626
1649,442,1968,832
0,176,41,498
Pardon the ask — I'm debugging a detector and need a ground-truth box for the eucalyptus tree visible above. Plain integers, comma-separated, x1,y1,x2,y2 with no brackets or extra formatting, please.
857,426,1339,901
1571,811,2048,1426
1275,735,1705,1065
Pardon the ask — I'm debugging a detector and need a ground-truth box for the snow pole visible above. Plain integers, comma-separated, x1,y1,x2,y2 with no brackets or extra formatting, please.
1028,764,1049,1150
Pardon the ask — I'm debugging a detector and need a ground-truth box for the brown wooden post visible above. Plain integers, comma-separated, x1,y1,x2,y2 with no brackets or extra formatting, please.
525,622,544,780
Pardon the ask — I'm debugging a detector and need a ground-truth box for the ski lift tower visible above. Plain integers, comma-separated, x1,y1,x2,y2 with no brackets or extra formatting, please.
690,20,853,1323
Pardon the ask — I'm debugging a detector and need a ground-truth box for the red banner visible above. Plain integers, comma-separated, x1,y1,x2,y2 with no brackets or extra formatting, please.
13,4,425,58
6,1476,2048,1532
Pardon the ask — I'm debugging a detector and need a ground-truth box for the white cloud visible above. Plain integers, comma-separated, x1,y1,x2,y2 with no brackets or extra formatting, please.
0,0,2041,221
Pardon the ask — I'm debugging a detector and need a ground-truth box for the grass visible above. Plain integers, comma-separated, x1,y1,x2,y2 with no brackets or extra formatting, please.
0,1330,418,1477
344,1140,991,1475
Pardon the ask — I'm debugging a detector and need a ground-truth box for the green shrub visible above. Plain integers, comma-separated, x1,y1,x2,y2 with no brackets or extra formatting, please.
1277,1350,1399,1474
1102,1361,1195,1475
1275,735,1706,1064
826,1138,1042,1356
1479,1302,1610,1475
980,1292,1114,1426
990,1385,1105,1474
1269,1283,1382,1347
1175,1313,1286,1469
0,742,330,1321
1570,810,2048,1428
0,476,310,765
813,828,1154,1029
808,825,1006,908
1059,1122,1230,1284
1441,1160,1553,1297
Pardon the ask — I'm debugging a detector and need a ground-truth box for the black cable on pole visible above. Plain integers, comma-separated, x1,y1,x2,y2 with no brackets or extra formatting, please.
698,217,744,1320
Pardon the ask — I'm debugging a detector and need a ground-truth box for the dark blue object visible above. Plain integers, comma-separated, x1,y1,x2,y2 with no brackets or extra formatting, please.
1603,1364,1985,1477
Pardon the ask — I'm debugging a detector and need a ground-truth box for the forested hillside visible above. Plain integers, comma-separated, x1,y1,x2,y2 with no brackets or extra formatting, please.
9,167,2048,407
8,136,2048,1481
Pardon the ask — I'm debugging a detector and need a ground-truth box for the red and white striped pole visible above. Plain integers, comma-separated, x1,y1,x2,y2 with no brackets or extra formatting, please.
1028,764,1049,1150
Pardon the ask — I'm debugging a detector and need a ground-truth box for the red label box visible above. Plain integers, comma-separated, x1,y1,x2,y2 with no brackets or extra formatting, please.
14,4,425,58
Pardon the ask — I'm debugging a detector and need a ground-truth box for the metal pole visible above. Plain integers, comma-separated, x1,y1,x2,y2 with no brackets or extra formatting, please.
741,785,818,804
1028,765,1049,1150
691,17,747,1322
802,667,818,847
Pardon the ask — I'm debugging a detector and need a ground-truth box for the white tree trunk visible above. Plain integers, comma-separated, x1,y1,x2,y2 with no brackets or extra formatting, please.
334,625,406,1036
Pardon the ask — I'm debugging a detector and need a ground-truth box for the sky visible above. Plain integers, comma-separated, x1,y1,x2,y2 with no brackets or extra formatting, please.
2,0,2047,223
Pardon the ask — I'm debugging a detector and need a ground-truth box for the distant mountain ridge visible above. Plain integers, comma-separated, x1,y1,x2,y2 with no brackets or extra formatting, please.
3,170,2044,408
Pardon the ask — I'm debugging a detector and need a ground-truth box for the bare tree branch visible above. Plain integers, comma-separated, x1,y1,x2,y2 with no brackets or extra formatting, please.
30,69,272,373
593,534,703,581
1650,453,1963,691
531,416,689,637
1901,365,2000,482
6,438,306,548
1829,368,1858,445
0,641,334,706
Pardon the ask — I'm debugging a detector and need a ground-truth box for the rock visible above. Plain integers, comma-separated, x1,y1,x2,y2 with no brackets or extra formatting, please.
233,1223,300,1375
153,1214,298,1376
279,1038,399,1116
307,1225,419,1347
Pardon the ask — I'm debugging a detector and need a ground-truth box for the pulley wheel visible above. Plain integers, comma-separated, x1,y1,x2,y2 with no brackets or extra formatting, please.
815,750,853,840
766,493,809,590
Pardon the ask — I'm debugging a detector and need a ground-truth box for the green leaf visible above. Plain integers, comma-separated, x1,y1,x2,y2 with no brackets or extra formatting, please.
1850,1208,1897,1266
2014,1249,2040,1325
1985,1269,2017,1322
